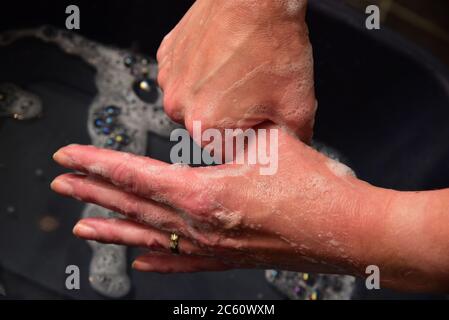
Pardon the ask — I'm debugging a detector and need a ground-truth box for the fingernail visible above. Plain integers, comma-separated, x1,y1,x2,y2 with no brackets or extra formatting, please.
52,149,71,164
73,222,97,238
132,260,150,270
50,178,74,195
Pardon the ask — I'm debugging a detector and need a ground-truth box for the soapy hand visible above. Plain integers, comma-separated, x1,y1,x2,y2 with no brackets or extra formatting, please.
156,0,316,143
51,126,381,276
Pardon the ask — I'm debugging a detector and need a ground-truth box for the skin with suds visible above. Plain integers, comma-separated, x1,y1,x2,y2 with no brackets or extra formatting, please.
51,0,449,292
156,0,316,144
52,129,369,274
52,125,449,292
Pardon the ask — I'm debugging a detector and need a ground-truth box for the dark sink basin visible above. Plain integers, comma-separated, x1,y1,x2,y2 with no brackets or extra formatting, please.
0,0,448,299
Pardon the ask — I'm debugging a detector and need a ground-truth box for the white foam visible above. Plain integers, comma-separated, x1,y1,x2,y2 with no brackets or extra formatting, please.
326,159,356,178
213,210,243,230
278,0,306,15
87,164,107,176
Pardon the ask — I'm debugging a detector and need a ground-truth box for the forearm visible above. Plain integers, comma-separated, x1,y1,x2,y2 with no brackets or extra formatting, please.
354,184,449,292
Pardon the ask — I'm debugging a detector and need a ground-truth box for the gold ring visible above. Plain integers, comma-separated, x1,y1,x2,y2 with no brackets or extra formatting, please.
169,232,180,254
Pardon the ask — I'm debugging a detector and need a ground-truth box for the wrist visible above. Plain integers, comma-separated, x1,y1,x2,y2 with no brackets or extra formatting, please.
327,180,398,276
223,0,308,22
348,184,399,275
354,186,449,291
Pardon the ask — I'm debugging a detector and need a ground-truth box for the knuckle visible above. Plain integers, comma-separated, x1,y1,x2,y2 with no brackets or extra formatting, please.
163,91,183,122
80,191,95,204
186,188,220,217
156,45,167,62
111,162,137,191
156,69,167,88
109,231,123,244
161,266,176,273
183,111,197,136
76,180,96,203
194,232,223,250
156,35,171,62
180,172,225,215
120,198,139,217
156,46,164,63
145,236,165,251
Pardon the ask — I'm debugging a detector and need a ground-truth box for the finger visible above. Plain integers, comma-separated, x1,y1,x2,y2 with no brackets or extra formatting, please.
73,217,208,256
156,65,169,88
52,145,210,213
157,59,170,81
156,31,173,64
156,40,174,73
132,252,231,273
51,173,187,233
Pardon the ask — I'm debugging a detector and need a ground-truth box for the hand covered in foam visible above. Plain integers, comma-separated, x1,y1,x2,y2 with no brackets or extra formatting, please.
157,0,316,143
50,126,383,277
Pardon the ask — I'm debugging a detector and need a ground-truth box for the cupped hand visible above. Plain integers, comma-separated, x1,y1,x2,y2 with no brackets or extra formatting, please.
157,0,316,143
51,126,385,275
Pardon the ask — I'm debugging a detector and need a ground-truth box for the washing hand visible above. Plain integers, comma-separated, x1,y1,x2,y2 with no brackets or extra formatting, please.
157,0,316,143
51,123,449,292
50,126,367,273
